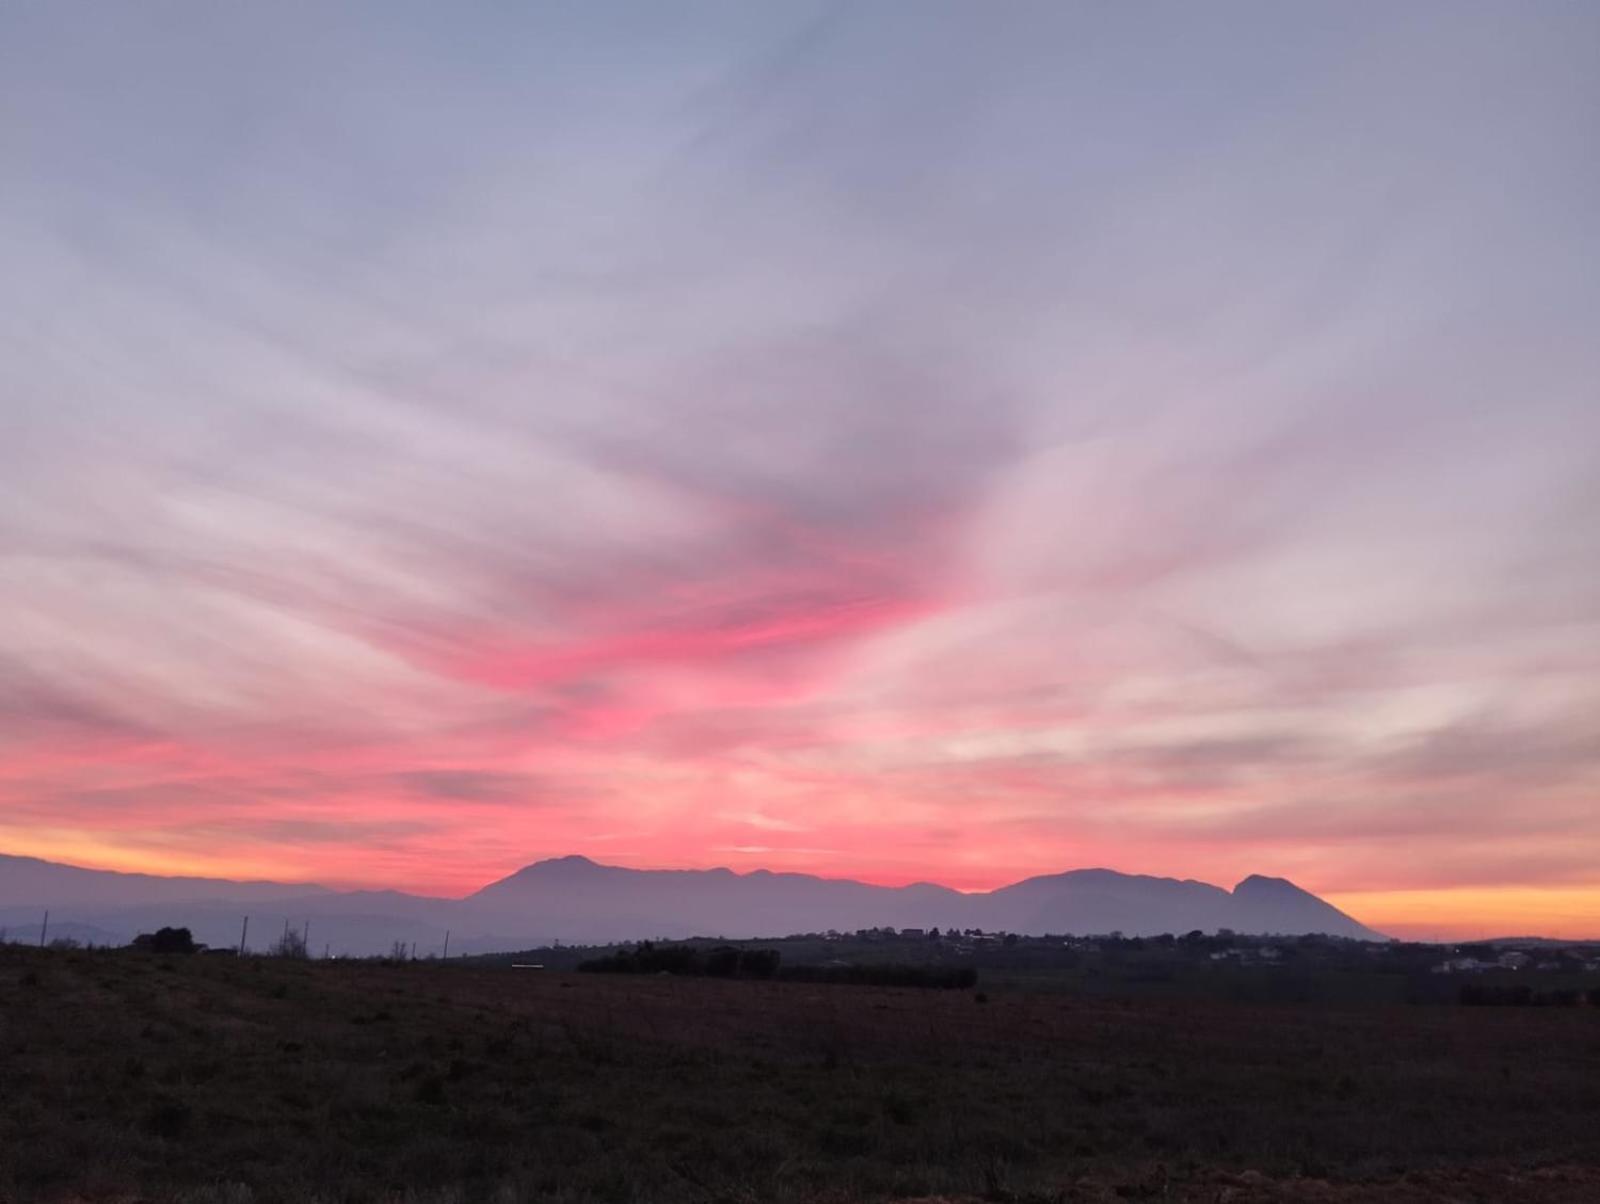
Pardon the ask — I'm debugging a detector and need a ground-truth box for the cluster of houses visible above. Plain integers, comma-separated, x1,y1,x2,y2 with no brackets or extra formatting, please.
1431,947,1600,974
830,926,1008,943
808,928,1600,979
1208,945,1285,965
834,926,1123,955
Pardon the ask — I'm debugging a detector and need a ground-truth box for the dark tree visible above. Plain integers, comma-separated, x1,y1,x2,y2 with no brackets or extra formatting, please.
738,947,781,979
704,945,741,977
270,928,309,959
132,927,198,955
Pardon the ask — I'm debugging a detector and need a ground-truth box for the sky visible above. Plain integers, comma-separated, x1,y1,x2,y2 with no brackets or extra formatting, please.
1,3,1597,939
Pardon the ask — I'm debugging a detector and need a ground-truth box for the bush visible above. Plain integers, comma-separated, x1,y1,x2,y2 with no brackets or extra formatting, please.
270,928,309,959
132,927,198,955
704,945,741,977
738,948,782,979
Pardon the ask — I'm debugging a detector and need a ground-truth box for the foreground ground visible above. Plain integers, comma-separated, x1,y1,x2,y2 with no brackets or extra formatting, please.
1,948,1597,1203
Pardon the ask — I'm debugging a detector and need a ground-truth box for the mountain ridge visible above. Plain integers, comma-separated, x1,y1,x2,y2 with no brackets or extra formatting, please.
0,852,334,908
0,851,1386,954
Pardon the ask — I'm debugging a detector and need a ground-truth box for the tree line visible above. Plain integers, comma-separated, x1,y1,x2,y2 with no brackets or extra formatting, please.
577,940,977,988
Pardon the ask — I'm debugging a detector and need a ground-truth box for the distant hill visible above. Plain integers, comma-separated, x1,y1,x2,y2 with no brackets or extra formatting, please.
0,851,1385,954
466,856,1382,942
463,855,972,941
0,852,331,909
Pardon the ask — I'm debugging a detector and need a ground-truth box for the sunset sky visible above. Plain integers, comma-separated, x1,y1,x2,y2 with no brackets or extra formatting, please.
2,3,1597,939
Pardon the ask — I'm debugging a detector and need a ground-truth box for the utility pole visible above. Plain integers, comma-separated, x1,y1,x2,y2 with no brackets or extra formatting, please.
442,930,450,960
303,919,311,954
409,940,416,961
239,915,249,957
39,910,49,947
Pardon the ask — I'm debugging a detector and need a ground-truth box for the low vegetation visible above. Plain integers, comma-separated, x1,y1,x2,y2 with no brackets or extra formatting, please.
2,943,1598,1202
575,941,976,988
130,926,200,955
577,940,781,978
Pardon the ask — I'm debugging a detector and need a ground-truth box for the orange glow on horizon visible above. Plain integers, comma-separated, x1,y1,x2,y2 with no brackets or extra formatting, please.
1328,888,1600,941
0,830,326,889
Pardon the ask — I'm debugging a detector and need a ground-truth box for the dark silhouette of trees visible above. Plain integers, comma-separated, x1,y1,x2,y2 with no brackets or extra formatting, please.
578,941,975,990
132,927,198,955
578,941,781,979
739,947,782,979
270,928,309,959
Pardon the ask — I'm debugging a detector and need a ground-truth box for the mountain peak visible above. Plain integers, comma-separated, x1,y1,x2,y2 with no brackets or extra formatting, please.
1233,874,1307,896
503,854,603,878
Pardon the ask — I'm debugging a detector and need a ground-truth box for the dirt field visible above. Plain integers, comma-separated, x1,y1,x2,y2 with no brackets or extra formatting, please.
2,946,1597,1202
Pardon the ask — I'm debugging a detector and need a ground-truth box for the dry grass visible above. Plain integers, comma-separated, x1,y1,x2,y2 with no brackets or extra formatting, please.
1,946,1597,1203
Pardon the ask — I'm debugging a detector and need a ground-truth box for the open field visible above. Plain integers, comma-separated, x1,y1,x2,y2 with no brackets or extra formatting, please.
2,946,1598,1203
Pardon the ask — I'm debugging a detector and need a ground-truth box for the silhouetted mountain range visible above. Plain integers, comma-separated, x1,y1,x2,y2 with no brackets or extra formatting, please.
0,851,1384,955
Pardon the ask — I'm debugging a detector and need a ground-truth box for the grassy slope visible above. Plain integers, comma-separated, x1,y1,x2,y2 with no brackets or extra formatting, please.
1,946,1598,1203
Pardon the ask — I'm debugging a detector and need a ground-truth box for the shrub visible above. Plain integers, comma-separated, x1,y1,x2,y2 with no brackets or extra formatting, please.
704,945,741,977
270,928,309,959
132,927,198,955
738,948,782,979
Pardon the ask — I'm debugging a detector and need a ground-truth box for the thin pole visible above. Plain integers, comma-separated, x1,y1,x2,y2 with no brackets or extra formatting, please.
410,941,416,961
239,916,250,956
303,919,310,953
40,910,49,947
442,930,450,960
